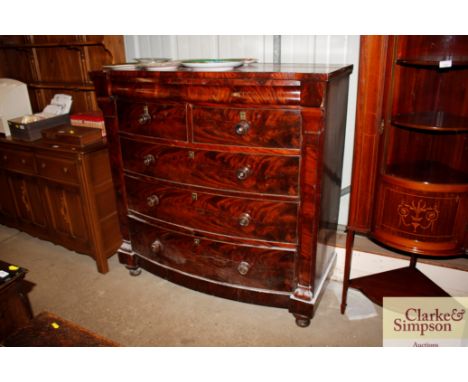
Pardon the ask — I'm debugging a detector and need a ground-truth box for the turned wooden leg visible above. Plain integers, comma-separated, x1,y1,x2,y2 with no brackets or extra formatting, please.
341,229,355,314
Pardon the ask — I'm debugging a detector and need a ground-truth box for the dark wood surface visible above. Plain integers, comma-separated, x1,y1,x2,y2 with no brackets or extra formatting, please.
0,35,125,113
349,267,450,306
341,35,468,314
0,260,33,343
3,311,119,347
92,64,352,326
0,135,121,273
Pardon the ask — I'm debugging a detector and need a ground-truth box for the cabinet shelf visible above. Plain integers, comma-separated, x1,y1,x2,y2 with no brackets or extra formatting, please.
392,112,468,132
0,41,105,50
386,161,468,185
396,56,468,68
28,82,95,91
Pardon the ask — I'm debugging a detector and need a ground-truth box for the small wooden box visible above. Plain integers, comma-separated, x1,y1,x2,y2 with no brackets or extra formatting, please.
41,125,102,147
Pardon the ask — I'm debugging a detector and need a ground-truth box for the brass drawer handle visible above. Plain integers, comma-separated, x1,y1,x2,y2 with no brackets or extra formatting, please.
146,194,160,207
237,261,250,276
236,165,251,180
238,213,251,227
143,154,155,166
150,239,163,254
235,120,251,136
138,105,151,125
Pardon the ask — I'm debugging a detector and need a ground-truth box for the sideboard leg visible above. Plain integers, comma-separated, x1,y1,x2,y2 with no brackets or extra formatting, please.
341,229,355,314
128,267,142,276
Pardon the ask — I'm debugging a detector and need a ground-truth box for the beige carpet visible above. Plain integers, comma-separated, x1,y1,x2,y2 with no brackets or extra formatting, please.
0,224,382,346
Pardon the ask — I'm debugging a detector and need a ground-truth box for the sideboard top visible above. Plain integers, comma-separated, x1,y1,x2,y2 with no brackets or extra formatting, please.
97,63,353,81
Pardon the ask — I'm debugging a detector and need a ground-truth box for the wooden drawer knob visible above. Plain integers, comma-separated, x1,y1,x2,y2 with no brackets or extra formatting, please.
235,120,251,136
150,239,163,254
63,167,69,174
21,158,26,164
236,165,251,180
41,162,46,169
146,194,160,207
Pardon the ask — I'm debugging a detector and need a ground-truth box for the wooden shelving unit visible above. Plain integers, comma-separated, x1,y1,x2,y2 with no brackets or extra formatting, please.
0,35,125,113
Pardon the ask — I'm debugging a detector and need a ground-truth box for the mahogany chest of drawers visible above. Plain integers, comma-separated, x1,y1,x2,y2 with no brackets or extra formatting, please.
0,136,121,273
91,64,352,326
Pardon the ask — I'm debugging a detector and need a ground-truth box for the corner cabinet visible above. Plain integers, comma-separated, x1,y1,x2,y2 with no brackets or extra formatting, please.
342,36,468,311
91,64,353,327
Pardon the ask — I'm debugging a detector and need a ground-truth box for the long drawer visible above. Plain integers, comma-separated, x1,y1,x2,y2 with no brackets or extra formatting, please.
125,174,298,243
128,217,295,292
121,137,300,196
192,106,301,149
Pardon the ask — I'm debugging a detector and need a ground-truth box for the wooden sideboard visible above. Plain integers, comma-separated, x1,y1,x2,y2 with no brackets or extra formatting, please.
91,63,352,326
0,136,121,273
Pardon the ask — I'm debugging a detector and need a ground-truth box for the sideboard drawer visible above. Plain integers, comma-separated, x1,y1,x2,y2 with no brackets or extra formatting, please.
36,155,78,185
121,138,300,196
125,175,298,243
129,218,295,292
192,106,301,148
0,148,36,175
117,100,187,141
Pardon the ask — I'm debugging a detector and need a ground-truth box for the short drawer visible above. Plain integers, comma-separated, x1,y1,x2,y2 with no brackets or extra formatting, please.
126,175,298,243
36,155,78,184
117,100,187,141
121,138,300,196
193,106,301,148
128,218,295,292
0,148,36,175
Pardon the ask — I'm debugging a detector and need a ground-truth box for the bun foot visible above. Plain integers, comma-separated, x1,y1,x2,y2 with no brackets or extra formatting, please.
128,267,142,276
294,315,311,328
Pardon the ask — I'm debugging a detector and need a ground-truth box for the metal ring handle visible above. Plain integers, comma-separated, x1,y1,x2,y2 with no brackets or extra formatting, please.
238,213,251,227
146,194,160,207
235,120,251,136
236,166,251,180
150,239,163,254
143,154,155,167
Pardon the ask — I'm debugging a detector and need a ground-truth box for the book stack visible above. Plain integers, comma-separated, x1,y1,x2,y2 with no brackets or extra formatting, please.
70,111,106,136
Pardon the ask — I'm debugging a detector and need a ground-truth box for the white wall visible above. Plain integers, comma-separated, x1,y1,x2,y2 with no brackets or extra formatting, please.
124,35,360,226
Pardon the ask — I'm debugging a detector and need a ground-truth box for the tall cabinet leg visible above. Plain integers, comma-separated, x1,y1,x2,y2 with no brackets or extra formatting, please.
341,229,355,314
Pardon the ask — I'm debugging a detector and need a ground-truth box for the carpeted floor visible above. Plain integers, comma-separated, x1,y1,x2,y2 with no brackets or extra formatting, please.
0,224,382,346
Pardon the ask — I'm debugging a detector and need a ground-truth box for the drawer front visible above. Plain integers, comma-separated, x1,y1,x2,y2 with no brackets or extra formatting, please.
0,148,35,175
117,100,187,141
121,138,300,196
36,155,79,184
126,175,298,243
129,218,295,292
193,106,301,148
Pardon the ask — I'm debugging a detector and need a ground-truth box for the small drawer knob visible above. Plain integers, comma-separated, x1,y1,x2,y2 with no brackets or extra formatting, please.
146,194,160,207
143,154,155,167
150,239,163,254
21,158,26,164
3,155,7,161
41,162,46,169
238,213,251,227
235,120,251,136
236,165,251,181
138,106,151,125
63,167,69,174
237,261,250,276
